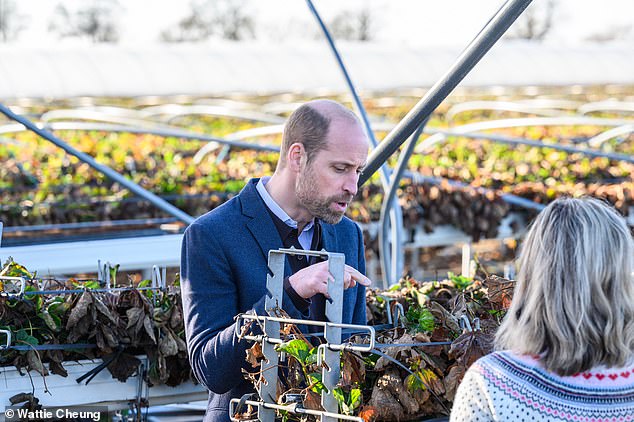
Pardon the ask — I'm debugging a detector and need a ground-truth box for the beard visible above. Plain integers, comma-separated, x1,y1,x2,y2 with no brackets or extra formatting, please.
296,164,352,225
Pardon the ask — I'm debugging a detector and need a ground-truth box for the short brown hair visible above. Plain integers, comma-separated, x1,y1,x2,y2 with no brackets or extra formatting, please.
280,103,331,166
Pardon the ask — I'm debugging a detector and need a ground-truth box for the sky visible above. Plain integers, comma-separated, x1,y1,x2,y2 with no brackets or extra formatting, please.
8,0,634,47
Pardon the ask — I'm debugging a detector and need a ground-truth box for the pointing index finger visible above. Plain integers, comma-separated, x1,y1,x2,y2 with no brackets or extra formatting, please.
344,265,372,287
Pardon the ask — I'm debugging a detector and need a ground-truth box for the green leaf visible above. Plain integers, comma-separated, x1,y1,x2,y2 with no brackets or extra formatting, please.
109,264,120,287
413,289,427,308
48,299,69,316
75,280,100,289
417,308,435,333
349,388,362,410
305,347,319,365
138,279,151,288
307,373,324,394
39,310,61,332
15,329,39,347
2,259,33,279
405,372,426,393
332,387,345,405
448,272,473,290
274,339,311,364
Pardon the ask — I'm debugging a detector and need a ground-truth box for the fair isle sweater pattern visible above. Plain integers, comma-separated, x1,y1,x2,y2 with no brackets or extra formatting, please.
460,350,634,421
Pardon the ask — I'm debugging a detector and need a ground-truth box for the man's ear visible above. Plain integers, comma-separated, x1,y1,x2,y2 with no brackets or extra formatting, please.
288,142,304,173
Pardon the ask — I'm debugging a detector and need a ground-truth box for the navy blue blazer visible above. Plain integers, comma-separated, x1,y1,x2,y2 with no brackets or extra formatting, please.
180,178,367,422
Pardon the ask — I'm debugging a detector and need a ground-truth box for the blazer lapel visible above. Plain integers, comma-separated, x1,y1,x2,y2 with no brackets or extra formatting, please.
240,179,283,264
320,223,339,254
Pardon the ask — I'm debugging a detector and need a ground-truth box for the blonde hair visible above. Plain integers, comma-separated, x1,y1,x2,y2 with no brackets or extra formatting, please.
495,197,634,376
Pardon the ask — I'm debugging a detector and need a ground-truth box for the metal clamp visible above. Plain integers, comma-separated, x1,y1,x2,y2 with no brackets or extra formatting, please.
393,302,405,327
151,265,166,291
229,398,364,422
459,315,481,332
97,260,112,290
0,276,26,297
0,329,11,350
234,313,376,353
380,296,406,328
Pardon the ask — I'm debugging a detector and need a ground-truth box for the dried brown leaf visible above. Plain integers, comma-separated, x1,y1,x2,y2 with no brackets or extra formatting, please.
245,343,263,368
341,351,365,387
66,314,92,343
26,350,48,376
66,291,92,330
444,364,466,402
107,352,141,382
101,325,119,348
9,393,36,405
159,330,178,357
448,330,494,367
126,307,144,332
49,360,68,377
429,301,461,334
484,275,515,309
144,315,157,343
368,372,405,421
169,303,183,329
303,390,324,411
94,295,117,324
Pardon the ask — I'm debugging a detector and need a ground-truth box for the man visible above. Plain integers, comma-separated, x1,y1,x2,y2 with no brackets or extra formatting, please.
180,99,372,422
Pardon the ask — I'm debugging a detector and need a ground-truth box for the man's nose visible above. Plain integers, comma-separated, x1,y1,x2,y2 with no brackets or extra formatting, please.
343,173,358,196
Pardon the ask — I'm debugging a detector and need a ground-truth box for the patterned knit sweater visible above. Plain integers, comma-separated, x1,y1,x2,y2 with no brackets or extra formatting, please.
450,350,634,421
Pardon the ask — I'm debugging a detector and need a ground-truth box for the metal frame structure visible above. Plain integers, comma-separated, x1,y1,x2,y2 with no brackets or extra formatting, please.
226,250,471,421
227,247,373,422
3,0,634,419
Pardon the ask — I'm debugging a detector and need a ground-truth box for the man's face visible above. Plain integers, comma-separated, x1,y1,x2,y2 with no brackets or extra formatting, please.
296,119,368,224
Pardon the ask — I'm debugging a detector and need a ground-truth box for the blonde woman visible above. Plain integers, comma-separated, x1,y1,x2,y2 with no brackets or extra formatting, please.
451,197,634,421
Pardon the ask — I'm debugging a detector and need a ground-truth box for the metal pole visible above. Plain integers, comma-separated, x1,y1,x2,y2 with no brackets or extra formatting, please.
358,0,533,186
0,103,195,225
379,120,428,288
306,0,404,285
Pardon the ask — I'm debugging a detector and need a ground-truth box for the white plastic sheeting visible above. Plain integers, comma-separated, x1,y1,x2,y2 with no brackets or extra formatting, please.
0,41,632,99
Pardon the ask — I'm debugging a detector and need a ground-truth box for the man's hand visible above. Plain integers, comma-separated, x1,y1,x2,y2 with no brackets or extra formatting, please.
288,261,372,299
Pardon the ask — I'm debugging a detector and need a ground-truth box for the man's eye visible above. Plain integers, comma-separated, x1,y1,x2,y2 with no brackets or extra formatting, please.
334,167,346,173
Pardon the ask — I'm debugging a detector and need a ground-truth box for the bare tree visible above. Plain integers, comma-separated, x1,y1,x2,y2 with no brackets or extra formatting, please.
49,0,122,43
329,6,374,41
0,0,27,42
160,1,212,42
160,0,255,43
585,25,632,43
506,0,556,41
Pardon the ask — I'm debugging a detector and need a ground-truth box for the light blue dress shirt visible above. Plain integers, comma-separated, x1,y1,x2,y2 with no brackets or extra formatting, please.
256,177,314,250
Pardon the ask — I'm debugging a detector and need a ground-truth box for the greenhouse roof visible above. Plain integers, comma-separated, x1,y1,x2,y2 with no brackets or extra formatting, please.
0,41,632,99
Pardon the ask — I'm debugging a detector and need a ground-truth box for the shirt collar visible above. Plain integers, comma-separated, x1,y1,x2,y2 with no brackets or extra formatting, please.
256,177,314,233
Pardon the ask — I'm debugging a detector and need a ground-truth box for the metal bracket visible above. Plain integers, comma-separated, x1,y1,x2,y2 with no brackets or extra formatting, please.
97,260,112,290
392,302,405,328
459,315,481,332
229,398,364,422
235,314,376,352
0,329,11,350
0,276,26,298
250,247,347,422
380,296,406,328
151,265,166,291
